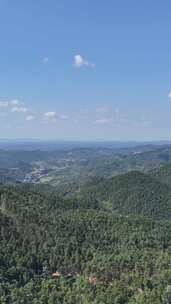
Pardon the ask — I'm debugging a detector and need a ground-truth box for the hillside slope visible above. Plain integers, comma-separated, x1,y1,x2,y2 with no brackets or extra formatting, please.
149,163,171,186
81,171,171,220
0,184,171,303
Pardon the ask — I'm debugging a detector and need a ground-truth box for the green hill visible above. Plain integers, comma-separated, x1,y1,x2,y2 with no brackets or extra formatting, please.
149,163,171,186
0,184,171,303
81,171,171,220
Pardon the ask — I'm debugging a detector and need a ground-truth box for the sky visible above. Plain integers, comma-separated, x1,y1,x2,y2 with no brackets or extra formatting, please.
0,0,171,141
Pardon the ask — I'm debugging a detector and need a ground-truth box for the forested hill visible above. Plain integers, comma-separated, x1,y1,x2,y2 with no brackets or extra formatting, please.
149,163,171,186
80,171,171,220
0,183,171,303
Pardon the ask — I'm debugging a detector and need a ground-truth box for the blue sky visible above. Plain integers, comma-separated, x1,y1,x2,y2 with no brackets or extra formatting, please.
0,0,171,141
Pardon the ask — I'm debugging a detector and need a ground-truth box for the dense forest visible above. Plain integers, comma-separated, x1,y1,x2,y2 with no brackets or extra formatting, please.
0,172,171,304
0,145,171,303
80,171,171,220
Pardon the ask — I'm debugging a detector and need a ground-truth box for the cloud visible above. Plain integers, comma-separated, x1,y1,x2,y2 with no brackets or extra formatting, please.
74,54,95,68
94,117,112,125
44,111,57,123
168,92,171,98
0,99,31,115
0,99,22,108
11,106,29,113
42,57,49,64
10,99,21,106
0,101,9,108
96,107,109,113
26,115,35,121
44,111,56,118
80,108,89,113
141,120,151,126
59,114,68,120
139,116,152,126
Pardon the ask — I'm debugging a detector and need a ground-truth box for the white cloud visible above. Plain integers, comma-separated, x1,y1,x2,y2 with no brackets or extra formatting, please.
11,106,29,113
59,114,68,120
80,108,89,113
44,111,57,123
26,115,35,121
74,54,95,68
0,99,31,115
0,101,9,108
0,99,22,108
142,120,151,126
10,99,21,106
94,117,112,125
168,92,171,98
43,57,49,64
96,107,109,113
44,111,56,118
115,107,120,114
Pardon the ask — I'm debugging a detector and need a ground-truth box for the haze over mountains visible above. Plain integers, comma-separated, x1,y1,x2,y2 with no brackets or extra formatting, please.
1,139,171,150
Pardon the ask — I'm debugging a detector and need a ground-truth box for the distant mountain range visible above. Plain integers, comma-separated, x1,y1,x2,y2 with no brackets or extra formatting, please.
0,139,171,151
